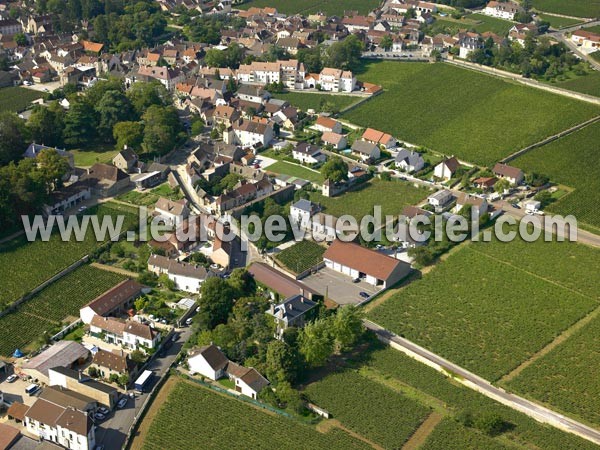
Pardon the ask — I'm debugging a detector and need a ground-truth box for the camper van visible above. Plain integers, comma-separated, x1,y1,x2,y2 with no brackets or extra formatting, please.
25,383,40,396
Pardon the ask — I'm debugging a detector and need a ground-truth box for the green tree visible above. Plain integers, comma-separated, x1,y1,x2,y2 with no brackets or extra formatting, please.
380,35,393,51
198,277,236,329
130,349,146,364
0,112,27,165
142,105,183,155
27,102,64,147
37,149,70,191
299,318,333,367
14,33,27,46
63,100,97,147
494,178,510,194
96,89,133,141
331,306,364,352
113,121,144,151
326,34,364,70
534,190,552,208
265,339,300,384
127,81,171,117
118,373,130,387
321,156,348,183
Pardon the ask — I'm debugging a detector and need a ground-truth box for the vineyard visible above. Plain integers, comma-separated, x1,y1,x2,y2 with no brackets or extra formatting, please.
513,122,600,231
0,202,137,310
276,240,325,274
142,379,371,450
0,87,43,112
304,371,431,448
367,242,599,381
0,265,125,356
364,347,598,450
507,313,600,427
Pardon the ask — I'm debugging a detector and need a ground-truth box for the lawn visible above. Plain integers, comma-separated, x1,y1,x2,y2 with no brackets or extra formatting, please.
507,313,600,427
362,347,599,450
307,178,429,219
532,0,600,18
142,379,372,450
464,13,515,35
237,0,380,16
553,70,600,97
0,202,137,310
276,240,325,274
582,25,600,34
534,13,583,28
70,144,120,167
0,87,43,113
265,161,324,183
304,371,431,448
367,237,600,381
0,265,125,356
343,61,599,166
274,91,361,113
117,182,183,207
512,121,600,231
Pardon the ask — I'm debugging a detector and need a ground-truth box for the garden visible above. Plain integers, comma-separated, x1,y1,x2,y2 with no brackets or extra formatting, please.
275,240,326,274
0,86,43,113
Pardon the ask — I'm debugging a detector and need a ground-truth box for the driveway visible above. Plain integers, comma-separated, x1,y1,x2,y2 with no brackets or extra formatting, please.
300,267,380,306
21,81,62,93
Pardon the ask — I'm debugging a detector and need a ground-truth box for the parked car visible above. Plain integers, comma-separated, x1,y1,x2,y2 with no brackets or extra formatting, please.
511,203,520,209
359,291,370,299
352,277,360,283
185,317,193,326
94,413,106,421
6,374,17,383
97,407,109,415
117,397,128,409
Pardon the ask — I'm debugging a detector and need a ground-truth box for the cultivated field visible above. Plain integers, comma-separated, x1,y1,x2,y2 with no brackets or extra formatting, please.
553,71,600,97
534,13,583,28
0,87,43,113
276,240,325,274
343,61,599,166
367,237,600,381
464,13,515,34
364,347,599,450
304,370,431,448
0,203,137,310
307,178,429,219
513,121,600,231
531,0,600,18
237,0,380,16
274,92,361,113
0,265,125,356
141,378,372,450
507,314,600,427
117,183,183,207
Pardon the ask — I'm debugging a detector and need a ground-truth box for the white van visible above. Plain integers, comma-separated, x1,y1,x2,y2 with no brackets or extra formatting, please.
25,383,40,396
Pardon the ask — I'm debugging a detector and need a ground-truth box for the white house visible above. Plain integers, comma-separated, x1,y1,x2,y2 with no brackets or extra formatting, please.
188,344,230,380
362,128,395,149
313,116,342,134
351,140,380,162
493,163,524,185
154,198,189,227
433,157,460,181
316,68,355,93
292,142,326,164
571,30,600,53
321,132,347,150
226,119,274,149
89,316,161,352
25,399,95,450
483,0,523,20
427,189,453,208
226,363,269,399
147,254,214,294
395,149,425,173
454,193,488,217
79,280,144,325
290,199,320,230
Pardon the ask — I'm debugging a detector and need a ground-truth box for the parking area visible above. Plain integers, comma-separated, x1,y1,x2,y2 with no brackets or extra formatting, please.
0,374,39,407
300,268,381,306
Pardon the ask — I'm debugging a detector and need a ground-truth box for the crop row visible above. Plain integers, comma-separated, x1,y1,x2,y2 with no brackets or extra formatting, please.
276,240,325,274
143,380,369,450
304,370,431,448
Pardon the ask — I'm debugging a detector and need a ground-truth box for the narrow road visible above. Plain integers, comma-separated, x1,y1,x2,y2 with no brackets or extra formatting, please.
363,319,600,446
551,32,600,71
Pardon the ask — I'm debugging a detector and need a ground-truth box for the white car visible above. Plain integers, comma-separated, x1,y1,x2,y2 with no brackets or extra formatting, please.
6,374,17,383
117,397,128,409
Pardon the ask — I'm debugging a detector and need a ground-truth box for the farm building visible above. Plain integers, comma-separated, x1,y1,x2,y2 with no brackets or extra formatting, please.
323,240,411,288
79,280,145,324
247,262,322,300
21,341,89,385
48,367,119,409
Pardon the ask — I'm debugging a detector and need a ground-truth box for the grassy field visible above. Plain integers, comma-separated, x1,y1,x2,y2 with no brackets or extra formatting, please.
276,240,325,274
464,13,515,34
142,379,372,450
512,121,600,231
368,236,600,381
71,145,120,167
237,0,380,16
117,183,183,207
274,92,361,113
343,61,599,166
307,178,429,219
0,265,125,356
507,313,600,427
532,0,600,18
265,161,324,183
553,70,600,97
583,24,600,34
304,371,431,448
363,347,599,450
535,13,584,28
0,87,43,113
0,203,137,310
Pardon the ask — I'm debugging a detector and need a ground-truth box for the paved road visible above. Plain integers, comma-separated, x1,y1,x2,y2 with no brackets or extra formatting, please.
95,326,194,450
551,32,600,71
363,319,600,446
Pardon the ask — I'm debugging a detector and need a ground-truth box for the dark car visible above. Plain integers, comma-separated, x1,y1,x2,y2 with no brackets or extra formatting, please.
511,203,521,209
359,292,370,299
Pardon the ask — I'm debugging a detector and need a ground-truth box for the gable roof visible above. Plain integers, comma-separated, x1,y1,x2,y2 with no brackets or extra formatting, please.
315,116,339,130
87,163,129,182
323,240,408,281
351,140,379,155
84,279,143,316
362,127,393,144
23,341,89,378
190,344,229,371
321,131,345,145
493,163,523,179
247,262,320,298
440,157,460,172
92,349,135,373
